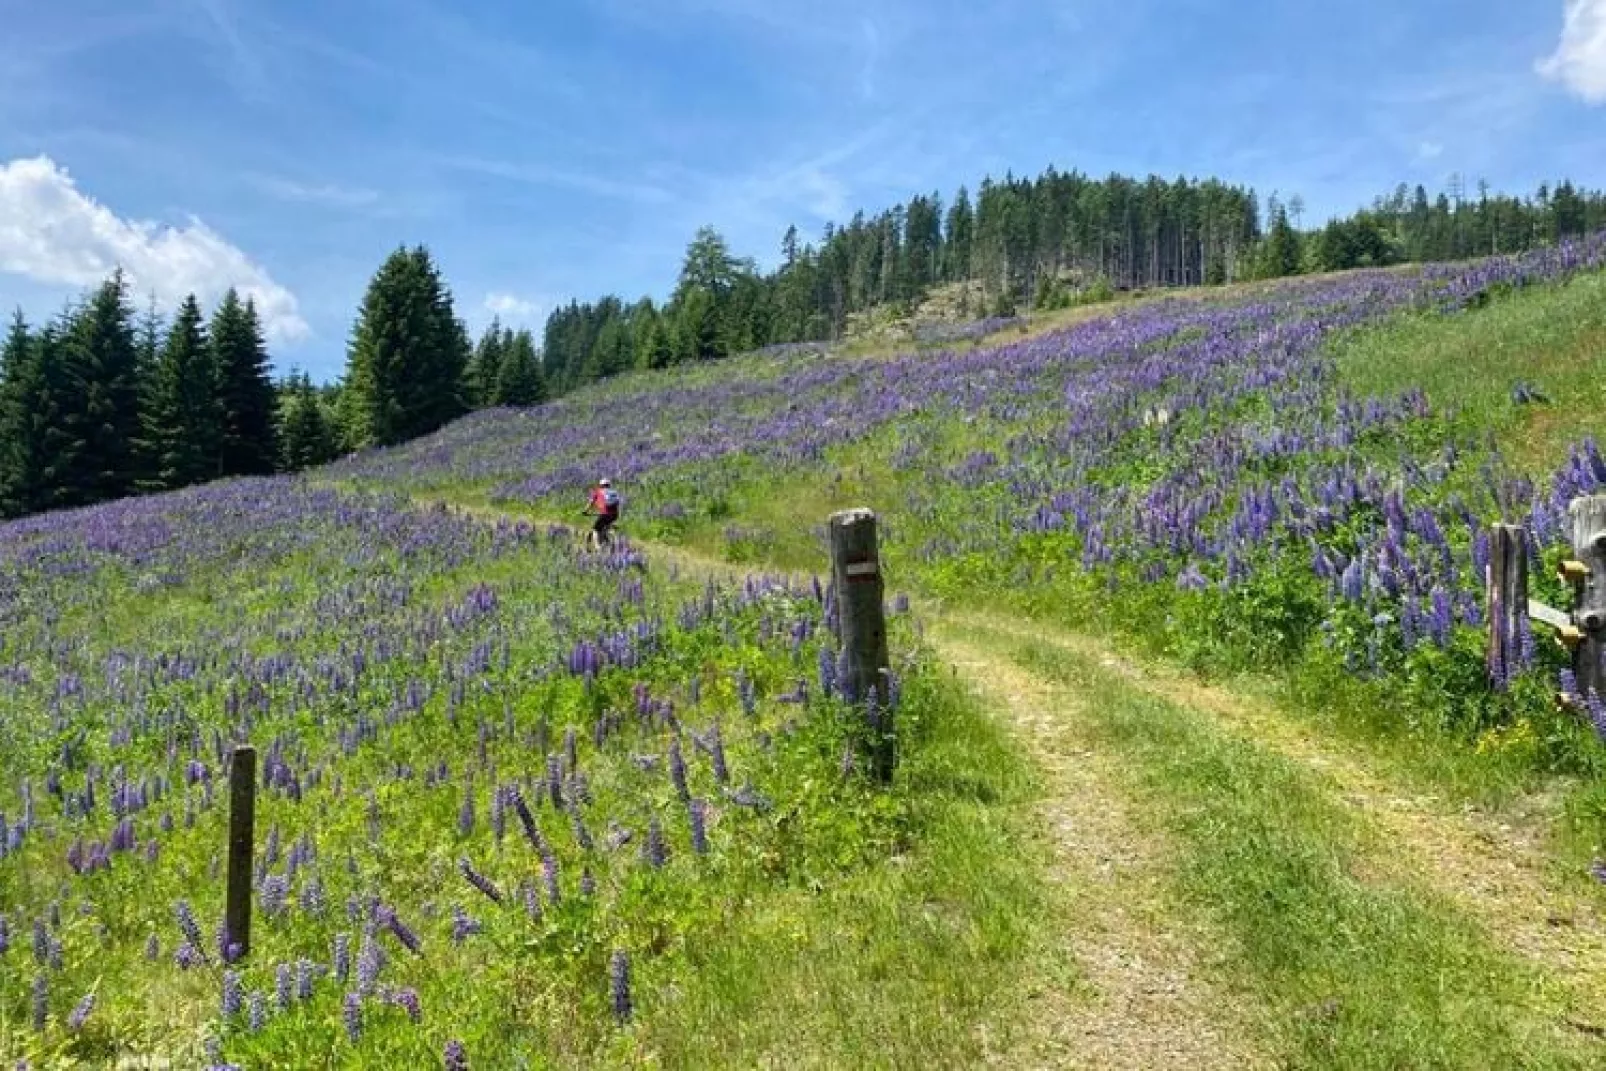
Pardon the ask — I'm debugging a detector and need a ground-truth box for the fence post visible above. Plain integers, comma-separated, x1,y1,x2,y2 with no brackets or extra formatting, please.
1485,523,1529,689
1568,496,1606,702
226,745,256,960
828,509,893,782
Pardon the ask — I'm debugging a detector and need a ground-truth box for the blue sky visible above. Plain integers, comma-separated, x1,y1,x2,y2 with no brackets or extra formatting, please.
1,0,1603,381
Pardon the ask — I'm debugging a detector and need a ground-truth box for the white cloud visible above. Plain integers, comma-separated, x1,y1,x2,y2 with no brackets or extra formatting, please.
484,292,541,320
0,156,308,342
1417,141,1444,160
1538,0,1606,103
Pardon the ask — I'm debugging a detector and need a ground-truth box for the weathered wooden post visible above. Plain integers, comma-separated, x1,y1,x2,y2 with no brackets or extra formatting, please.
829,509,893,782
1485,523,1529,689
1567,496,1606,702
226,744,256,960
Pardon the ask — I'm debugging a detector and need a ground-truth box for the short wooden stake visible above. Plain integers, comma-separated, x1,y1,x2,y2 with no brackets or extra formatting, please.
1569,496,1606,701
226,745,257,960
828,509,894,782
1485,523,1529,689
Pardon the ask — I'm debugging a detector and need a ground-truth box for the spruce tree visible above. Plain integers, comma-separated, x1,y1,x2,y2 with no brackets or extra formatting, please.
0,317,70,518
344,246,468,447
55,271,141,506
212,290,278,475
466,320,507,407
280,373,339,471
493,329,546,406
139,295,222,491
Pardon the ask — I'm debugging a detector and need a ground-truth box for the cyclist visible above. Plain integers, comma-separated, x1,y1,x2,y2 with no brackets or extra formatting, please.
582,478,621,550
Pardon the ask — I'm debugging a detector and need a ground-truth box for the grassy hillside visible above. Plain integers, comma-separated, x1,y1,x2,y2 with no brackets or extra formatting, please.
330,232,1606,835
0,484,1040,1067
10,236,1606,1068
335,237,1606,741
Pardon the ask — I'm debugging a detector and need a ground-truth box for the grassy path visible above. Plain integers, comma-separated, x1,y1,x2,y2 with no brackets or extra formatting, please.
430,502,1606,1066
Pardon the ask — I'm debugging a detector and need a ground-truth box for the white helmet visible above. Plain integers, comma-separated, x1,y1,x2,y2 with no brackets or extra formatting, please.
599,478,612,487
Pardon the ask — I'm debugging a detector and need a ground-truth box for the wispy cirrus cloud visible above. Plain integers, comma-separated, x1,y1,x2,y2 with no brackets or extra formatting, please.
250,174,380,208
0,155,308,342
1538,0,1606,103
438,155,676,205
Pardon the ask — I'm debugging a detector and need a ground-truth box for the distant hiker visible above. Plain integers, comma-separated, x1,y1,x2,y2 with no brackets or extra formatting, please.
583,478,621,550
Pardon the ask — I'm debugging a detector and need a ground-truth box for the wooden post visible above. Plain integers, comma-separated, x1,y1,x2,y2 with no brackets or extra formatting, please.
1569,496,1606,701
1485,523,1529,689
226,745,256,961
828,509,893,782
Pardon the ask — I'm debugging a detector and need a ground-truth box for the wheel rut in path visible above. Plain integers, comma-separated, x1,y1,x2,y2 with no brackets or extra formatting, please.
947,609,1606,1031
934,621,1267,1069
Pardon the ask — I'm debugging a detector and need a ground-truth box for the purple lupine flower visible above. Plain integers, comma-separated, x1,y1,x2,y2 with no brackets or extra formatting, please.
32,973,47,1032
736,669,756,717
383,908,423,956
356,933,382,996
299,875,327,917
710,726,730,785
1590,859,1606,885
668,738,689,801
542,853,562,905
565,725,579,773
248,990,266,1032
222,970,244,1017
145,933,159,961
444,1040,469,1070
174,943,205,970
510,788,547,854
610,949,632,1023
644,816,667,869
276,963,293,1011
522,881,543,922
1586,691,1606,742
570,810,594,852
334,932,352,982
547,754,566,809
688,799,709,855
580,868,597,896
297,959,317,1001
841,742,857,779
818,645,837,698
459,858,504,903
490,785,507,841
343,990,362,1042
31,919,48,966
260,874,290,918
450,906,482,944
67,992,93,1031
1427,586,1454,648
0,914,11,955
391,987,423,1024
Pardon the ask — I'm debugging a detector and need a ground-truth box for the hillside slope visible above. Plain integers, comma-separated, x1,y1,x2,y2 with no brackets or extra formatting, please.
9,237,1606,1068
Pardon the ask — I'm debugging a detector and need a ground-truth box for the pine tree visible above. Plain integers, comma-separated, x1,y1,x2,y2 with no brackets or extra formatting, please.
279,373,340,471
344,245,468,447
55,271,141,506
139,295,222,492
493,329,546,406
212,290,278,476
